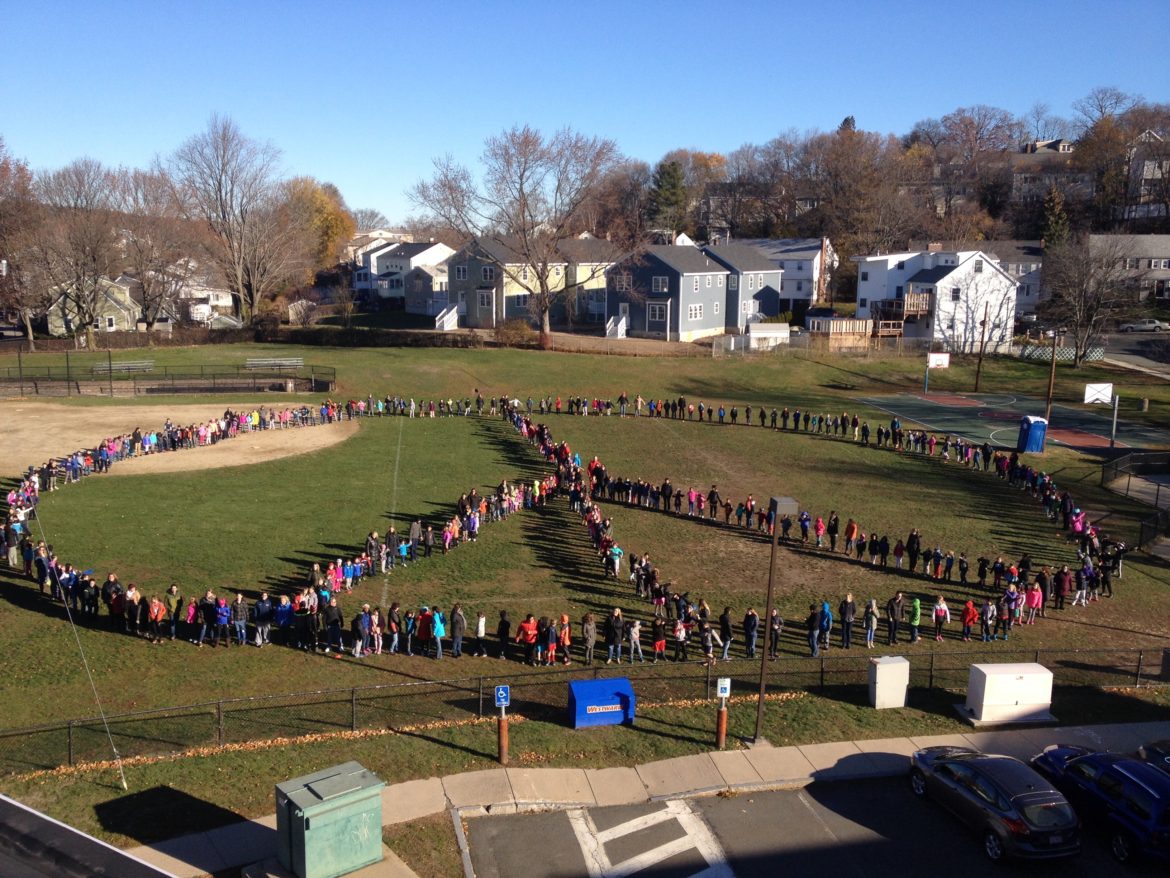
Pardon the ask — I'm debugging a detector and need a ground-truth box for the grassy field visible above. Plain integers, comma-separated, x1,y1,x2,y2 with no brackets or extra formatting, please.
1,342,1168,846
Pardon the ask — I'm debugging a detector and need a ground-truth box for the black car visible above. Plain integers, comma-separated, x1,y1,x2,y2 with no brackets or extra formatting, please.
1031,745,1170,864
910,746,1080,861
1138,740,1170,779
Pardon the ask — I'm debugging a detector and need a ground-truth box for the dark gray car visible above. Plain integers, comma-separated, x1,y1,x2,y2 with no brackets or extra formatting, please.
911,746,1080,862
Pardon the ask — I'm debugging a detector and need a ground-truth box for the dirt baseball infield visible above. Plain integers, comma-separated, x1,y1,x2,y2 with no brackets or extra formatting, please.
0,401,358,480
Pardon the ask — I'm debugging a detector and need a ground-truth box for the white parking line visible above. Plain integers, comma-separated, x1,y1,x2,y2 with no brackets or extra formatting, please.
566,800,734,878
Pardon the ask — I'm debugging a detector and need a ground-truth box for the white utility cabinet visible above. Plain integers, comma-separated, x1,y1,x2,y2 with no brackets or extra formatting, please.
869,655,910,709
965,663,1053,723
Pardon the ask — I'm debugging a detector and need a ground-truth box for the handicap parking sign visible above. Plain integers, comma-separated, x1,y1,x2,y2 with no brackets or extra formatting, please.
716,677,731,699
495,685,510,708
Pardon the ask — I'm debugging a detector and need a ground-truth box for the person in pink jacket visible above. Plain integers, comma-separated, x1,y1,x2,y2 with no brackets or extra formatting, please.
814,516,826,548
1024,582,1043,624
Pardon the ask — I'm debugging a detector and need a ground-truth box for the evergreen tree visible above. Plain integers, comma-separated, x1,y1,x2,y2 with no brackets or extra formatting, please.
647,160,688,238
1040,186,1070,247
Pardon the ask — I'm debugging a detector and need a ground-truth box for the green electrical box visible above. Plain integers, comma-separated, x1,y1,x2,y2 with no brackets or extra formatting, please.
275,761,385,878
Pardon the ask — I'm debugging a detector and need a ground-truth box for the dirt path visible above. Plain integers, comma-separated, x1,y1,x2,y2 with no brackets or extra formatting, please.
0,401,357,479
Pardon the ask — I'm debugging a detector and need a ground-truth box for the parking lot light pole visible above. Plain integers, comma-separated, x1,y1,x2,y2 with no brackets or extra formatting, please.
1044,329,1061,426
753,511,781,744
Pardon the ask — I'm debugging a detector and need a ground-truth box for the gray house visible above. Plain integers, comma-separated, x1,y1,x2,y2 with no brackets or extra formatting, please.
606,246,730,341
701,244,783,331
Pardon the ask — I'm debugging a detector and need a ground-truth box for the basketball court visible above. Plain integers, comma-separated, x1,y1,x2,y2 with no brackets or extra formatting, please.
853,391,1170,451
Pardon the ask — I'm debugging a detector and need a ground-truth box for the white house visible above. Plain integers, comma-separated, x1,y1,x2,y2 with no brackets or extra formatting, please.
734,238,838,318
352,242,401,294
366,241,455,302
343,229,412,264
911,240,1045,316
854,248,1017,352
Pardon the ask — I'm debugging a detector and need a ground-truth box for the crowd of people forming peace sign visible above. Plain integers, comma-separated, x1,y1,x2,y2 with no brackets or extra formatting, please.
3,387,1129,668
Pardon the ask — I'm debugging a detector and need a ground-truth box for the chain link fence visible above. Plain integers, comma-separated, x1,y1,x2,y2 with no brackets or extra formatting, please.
1,647,1166,776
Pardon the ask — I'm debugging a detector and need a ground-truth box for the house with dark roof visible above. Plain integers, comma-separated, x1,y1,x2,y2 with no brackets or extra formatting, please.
365,241,454,303
446,236,568,329
404,264,450,316
853,247,1017,352
605,246,730,341
556,236,620,324
911,239,1045,314
701,243,783,331
733,238,838,319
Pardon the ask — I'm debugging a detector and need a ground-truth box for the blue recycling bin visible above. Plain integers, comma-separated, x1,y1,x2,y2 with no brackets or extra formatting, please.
1017,416,1047,453
568,677,636,728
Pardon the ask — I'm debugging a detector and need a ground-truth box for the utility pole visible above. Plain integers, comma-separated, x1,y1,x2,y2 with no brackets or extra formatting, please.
973,302,990,393
1044,329,1059,425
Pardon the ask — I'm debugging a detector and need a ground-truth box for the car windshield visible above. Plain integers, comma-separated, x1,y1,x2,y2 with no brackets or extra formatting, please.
1023,801,1076,829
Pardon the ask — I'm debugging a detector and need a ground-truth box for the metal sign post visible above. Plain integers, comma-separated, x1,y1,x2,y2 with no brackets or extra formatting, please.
495,685,510,766
716,677,730,750
1111,394,1120,449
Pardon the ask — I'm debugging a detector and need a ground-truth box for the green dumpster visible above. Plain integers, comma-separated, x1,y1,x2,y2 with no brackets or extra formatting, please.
275,761,384,878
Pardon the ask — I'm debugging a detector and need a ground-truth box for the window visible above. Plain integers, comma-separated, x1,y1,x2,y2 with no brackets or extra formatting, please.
520,266,529,281
951,287,961,301
648,303,667,322
106,316,116,331
455,265,468,281
974,259,984,273
729,276,738,290
713,301,720,315
741,300,758,314
947,318,955,330
861,271,869,282
1022,284,1032,296
512,293,529,308
687,304,703,321
858,298,867,308
757,274,764,287
895,285,904,296
693,277,699,292
706,275,712,288
796,281,803,292
717,276,723,287
614,273,632,292
896,261,905,270
652,276,669,293
1124,257,1140,270
747,274,756,290
554,265,562,277
481,265,495,282
477,291,492,308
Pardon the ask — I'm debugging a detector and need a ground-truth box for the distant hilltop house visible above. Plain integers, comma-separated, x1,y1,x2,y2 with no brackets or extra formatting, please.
343,229,413,264
45,274,183,337
353,241,455,305
853,247,1017,352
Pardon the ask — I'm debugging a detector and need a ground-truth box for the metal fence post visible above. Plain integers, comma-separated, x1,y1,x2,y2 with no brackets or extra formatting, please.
351,688,358,731
477,677,484,718
216,701,224,747
1135,650,1144,687
929,653,935,689
819,657,826,691
705,662,712,700
1035,650,1041,664
67,721,74,766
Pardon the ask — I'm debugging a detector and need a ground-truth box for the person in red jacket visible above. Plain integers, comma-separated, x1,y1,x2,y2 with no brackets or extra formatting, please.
515,614,539,665
960,600,978,642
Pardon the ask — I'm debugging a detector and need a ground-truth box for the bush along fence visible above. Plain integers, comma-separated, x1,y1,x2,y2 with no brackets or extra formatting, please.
1,646,1166,776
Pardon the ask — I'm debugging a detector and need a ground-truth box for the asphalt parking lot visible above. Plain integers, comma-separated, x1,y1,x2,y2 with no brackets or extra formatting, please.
465,777,1165,878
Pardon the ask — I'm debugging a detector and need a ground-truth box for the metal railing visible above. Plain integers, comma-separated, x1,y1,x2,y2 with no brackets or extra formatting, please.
0,363,337,397
0,646,1163,776
1101,452,1170,547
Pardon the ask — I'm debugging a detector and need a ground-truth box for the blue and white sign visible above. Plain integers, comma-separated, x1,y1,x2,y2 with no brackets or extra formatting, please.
716,677,731,699
494,685,510,708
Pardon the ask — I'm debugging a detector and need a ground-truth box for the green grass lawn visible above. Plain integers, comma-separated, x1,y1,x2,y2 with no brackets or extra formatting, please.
1,342,1169,846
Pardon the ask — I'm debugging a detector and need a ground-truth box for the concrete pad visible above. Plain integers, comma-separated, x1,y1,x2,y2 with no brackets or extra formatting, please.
205,818,277,870
636,754,726,799
506,767,595,806
585,766,648,806
743,745,816,785
708,750,765,788
853,738,917,775
382,777,447,825
442,769,514,812
242,844,419,878
129,832,229,878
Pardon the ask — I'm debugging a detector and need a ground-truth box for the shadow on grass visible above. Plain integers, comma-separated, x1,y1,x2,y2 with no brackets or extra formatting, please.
93,785,246,845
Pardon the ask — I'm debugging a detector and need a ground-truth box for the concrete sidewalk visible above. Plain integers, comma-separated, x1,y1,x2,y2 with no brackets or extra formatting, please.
128,719,1170,878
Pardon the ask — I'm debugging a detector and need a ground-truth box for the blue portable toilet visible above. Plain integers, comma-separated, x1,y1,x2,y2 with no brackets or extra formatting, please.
1016,416,1047,453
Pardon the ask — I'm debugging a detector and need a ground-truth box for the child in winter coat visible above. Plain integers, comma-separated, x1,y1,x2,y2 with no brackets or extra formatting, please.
961,600,978,642
932,596,950,641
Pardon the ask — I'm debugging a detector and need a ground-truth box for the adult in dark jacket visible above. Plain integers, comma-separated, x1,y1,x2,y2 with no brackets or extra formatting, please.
718,608,734,661
253,592,273,647
885,592,904,645
838,594,857,649
742,608,759,658
805,605,820,657
604,609,625,664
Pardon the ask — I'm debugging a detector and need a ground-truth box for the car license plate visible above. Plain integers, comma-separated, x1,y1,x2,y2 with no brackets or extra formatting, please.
1049,835,1062,844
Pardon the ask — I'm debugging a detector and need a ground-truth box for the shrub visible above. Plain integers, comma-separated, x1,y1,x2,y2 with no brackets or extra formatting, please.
494,319,538,348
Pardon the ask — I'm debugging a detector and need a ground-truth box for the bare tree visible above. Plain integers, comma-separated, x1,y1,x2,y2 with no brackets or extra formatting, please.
410,124,620,346
351,207,390,231
1073,87,1140,132
33,159,120,346
115,167,198,330
331,283,355,329
1040,236,1141,366
170,115,303,321
0,137,42,347
1022,102,1072,142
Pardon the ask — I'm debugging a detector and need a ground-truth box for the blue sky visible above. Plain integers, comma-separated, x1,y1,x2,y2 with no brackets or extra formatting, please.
3,0,1166,222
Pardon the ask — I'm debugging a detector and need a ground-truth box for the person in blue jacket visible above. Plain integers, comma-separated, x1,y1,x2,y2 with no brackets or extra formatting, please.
818,600,834,653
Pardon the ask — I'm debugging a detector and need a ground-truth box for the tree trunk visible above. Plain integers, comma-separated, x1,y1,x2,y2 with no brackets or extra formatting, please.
21,310,36,352
540,307,552,350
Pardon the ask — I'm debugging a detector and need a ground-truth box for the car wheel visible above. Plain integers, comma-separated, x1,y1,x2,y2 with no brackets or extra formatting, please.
910,769,927,797
983,829,1005,862
1110,830,1135,863
1124,327,1134,332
